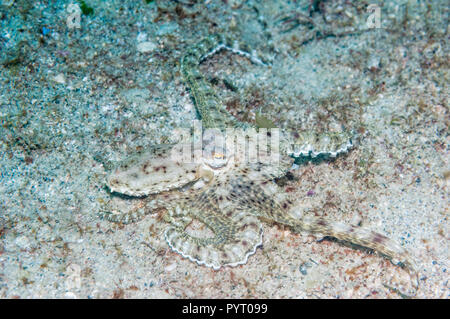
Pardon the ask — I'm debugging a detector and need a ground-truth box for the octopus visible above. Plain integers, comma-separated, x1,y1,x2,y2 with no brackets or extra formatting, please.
100,34,418,289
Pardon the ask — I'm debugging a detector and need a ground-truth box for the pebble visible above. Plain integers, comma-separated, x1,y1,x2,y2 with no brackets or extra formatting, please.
137,41,157,53
367,56,381,71
15,235,31,250
165,263,177,272
299,261,313,275
299,263,308,275
51,73,66,84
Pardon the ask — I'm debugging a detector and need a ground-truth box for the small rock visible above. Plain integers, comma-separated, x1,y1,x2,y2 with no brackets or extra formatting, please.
15,235,30,250
51,73,66,84
137,41,157,53
367,56,381,72
165,263,177,272
307,190,315,196
299,264,308,275
299,261,312,275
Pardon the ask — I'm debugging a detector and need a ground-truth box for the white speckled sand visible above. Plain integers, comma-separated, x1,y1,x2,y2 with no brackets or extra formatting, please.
0,0,447,298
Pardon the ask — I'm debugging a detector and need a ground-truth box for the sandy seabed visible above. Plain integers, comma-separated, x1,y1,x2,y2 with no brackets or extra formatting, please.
0,0,448,298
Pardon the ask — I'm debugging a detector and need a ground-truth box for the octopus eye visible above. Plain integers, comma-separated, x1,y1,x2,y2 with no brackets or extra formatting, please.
213,152,225,160
204,148,230,169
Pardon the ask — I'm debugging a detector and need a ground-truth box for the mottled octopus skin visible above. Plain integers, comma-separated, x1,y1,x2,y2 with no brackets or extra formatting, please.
101,34,418,289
